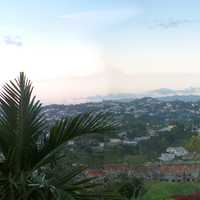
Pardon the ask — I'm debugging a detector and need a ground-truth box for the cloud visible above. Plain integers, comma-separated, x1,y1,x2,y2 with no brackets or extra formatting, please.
150,19,200,29
59,8,142,29
3,35,23,47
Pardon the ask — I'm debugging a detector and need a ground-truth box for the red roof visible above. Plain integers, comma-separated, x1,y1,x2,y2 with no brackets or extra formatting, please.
103,164,130,171
86,170,106,177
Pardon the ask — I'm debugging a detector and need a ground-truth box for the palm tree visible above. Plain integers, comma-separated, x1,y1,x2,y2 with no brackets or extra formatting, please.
0,72,120,199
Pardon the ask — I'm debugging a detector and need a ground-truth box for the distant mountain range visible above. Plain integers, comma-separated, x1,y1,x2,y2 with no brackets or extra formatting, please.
86,87,200,102
147,87,200,97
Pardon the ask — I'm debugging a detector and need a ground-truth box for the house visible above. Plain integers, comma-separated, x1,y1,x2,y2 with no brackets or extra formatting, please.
85,163,200,183
103,164,130,173
99,142,104,148
109,138,122,145
182,152,194,160
86,170,106,178
134,136,151,143
123,140,137,145
67,141,74,145
159,153,175,162
166,147,188,157
158,125,175,132
157,164,200,182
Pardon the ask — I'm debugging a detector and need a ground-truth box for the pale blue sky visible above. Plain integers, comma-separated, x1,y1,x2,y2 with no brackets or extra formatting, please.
0,0,200,103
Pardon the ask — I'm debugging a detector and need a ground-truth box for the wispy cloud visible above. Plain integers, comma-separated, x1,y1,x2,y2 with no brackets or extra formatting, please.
59,8,142,29
150,19,200,29
3,35,23,47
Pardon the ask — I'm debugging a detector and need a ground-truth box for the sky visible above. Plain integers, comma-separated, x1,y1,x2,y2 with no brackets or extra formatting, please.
0,0,200,103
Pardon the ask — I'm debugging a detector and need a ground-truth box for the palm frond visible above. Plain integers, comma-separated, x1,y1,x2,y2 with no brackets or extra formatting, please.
0,72,46,172
35,112,120,169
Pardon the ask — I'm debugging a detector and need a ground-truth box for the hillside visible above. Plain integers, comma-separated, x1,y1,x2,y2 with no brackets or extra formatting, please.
43,97,200,165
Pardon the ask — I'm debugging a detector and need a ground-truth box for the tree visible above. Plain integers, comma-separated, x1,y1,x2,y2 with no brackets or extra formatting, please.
185,135,200,153
0,72,120,199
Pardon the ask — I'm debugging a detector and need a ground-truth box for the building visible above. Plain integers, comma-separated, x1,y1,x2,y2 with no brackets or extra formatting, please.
166,147,188,157
109,138,122,145
123,140,137,145
159,153,175,162
101,163,200,182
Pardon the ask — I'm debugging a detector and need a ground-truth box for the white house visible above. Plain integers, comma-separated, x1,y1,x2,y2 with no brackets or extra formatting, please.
159,153,175,162
158,125,174,132
99,142,105,148
68,141,74,145
123,140,137,145
166,147,188,157
109,138,122,144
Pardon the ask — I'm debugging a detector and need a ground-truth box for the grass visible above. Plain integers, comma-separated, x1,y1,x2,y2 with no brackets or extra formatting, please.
141,182,200,200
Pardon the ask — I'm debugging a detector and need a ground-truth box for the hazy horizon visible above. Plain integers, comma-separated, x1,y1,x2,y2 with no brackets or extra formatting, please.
1,0,200,103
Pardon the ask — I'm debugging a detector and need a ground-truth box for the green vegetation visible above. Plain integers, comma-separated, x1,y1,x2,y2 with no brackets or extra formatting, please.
0,72,119,199
103,174,146,200
118,177,146,200
142,182,200,200
185,135,200,153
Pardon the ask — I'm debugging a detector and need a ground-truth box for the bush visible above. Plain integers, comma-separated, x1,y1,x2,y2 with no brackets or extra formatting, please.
118,176,146,199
